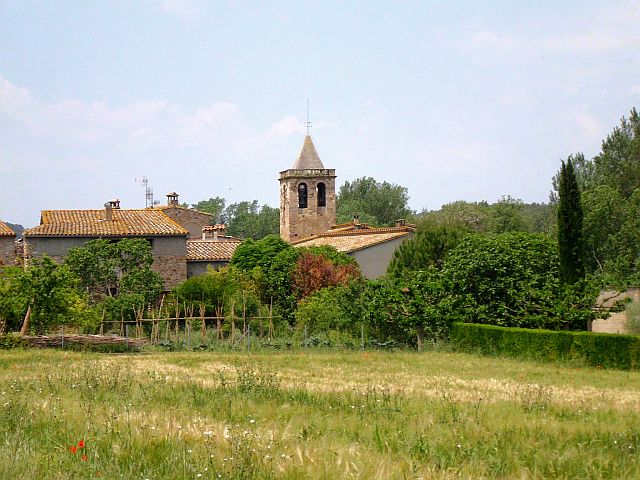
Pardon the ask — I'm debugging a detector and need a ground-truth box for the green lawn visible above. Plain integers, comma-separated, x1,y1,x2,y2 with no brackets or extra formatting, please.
1,349,639,479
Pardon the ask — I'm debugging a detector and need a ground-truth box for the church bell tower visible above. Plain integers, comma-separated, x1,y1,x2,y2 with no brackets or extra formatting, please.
279,135,336,242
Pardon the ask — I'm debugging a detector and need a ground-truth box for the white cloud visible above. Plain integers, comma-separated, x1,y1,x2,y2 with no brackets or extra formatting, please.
0,76,32,116
159,0,201,20
267,116,305,138
459,2,640,57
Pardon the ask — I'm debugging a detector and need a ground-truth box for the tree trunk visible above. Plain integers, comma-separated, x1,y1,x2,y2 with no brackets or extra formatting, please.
19,304,32,336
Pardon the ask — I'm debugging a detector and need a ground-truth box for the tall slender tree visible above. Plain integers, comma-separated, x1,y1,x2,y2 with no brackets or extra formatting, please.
557,157,585,285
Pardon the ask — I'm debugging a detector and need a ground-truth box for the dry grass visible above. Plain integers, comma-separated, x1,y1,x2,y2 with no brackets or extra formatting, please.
0,349,639,479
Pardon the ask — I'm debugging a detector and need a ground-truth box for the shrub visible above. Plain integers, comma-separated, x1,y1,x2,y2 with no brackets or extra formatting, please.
450,323,640,370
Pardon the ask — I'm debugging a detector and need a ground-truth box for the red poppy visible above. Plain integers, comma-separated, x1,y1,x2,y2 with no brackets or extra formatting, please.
69,446,77,454
78,440,85,449
81,454,88,462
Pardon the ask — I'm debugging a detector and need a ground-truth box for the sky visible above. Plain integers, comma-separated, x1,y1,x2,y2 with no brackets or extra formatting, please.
1,0,639,227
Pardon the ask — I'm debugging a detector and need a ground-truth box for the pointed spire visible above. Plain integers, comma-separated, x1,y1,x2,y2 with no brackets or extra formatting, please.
292,135,324,169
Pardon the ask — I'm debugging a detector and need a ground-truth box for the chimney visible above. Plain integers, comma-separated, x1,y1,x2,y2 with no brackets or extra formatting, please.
396,218,406,227
104,202,113,221
166,192,179,206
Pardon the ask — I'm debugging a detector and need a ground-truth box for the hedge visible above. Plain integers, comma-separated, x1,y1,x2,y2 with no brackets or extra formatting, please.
450,323,640,370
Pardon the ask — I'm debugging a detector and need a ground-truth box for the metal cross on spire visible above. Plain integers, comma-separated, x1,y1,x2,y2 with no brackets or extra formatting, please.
305,98,312,135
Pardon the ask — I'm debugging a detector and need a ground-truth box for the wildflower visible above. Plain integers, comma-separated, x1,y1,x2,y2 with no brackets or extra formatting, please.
69,445,77,454
249,419,256,424
81,454,88,462
78,440,85,449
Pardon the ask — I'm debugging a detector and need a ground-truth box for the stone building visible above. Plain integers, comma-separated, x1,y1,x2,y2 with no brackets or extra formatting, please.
0,220,16,267
23,200,189,290
280,135,414,278
186,224,242,277
292,220,415,279
155,192,214,238
279,135,336,242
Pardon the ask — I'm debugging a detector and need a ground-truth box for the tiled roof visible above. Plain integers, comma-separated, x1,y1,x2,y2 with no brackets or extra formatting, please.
151,205,214,216
24,209,188,237
292,227,413,253
187,239,242,261
0,220,15,237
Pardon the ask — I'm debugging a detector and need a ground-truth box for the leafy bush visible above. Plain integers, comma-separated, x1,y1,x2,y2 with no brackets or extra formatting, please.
294,285,363,338
362,269,456,348
450,323,640,370
443,232,586,329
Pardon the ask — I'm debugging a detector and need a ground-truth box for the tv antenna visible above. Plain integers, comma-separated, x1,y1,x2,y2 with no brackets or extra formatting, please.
135,176,154,208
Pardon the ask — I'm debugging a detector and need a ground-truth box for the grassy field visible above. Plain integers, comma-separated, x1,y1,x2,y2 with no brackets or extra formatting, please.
1,349,639,479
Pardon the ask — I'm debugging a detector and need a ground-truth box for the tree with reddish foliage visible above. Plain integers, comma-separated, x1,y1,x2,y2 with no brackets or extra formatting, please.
292,252,362,300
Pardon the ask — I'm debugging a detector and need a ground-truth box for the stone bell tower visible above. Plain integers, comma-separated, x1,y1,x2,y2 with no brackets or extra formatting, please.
279,135,336,242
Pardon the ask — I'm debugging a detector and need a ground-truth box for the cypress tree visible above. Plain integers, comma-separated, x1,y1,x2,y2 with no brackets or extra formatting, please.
557,158,585,285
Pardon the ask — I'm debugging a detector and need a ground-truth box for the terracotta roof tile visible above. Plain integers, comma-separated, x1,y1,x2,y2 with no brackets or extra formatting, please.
24,209,188,237
187,239,242,261
0,220,15,237
292,229,412,253
152,205,214,216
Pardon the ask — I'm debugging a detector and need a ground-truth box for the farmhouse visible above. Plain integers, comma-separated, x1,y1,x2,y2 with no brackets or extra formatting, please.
280,135,414,278
22,193,241,288
23,199,190,290
0,220,16,266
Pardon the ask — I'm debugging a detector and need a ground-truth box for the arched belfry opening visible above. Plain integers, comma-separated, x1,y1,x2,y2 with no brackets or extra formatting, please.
298,183,308,208
317,183,326,208
279,135,336,242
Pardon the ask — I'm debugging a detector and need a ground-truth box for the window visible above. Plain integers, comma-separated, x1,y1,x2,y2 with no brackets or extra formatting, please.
317,182,326,207
298,183,308,208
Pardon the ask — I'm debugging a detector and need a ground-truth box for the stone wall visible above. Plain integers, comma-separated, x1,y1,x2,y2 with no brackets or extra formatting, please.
279,168,336,242
151,237,187,289
160,207,213,239
0,236,16,267
591,287,640,334
187,260,228,278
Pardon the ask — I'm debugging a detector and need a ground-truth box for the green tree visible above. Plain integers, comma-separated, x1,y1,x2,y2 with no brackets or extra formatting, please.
554,109,640,284
18,257,89,334
191,197,226,220
336,177,413,226
230,235,291,272
423,200,491,232
65,239,162,305
444,233,562,329
65,239,163,324
557,158,585,286
222,201,280,239
387,221,467,277
363,269,454,348
487,196,529,233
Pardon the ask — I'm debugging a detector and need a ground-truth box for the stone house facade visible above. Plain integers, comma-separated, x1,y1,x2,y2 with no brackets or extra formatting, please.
0,220,16,267
156,192,214,238
23,201,189,290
